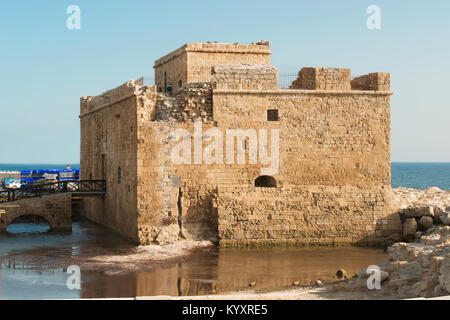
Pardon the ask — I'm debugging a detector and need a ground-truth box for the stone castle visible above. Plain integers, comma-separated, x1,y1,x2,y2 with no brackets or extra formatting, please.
79,41,402,246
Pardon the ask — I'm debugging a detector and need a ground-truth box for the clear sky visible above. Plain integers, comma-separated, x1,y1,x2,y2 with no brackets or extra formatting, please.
0,0,449,163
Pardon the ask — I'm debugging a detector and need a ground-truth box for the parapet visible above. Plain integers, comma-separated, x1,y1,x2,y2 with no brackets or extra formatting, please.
154,41,271,69
290,67,351,91
351,72,390,91
211,64,278,90
80,79,154,116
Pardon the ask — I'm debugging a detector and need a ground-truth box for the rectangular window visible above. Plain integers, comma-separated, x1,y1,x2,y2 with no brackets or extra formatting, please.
267,109,279,121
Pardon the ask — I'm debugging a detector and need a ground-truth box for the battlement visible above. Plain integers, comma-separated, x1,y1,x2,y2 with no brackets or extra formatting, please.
211,64,278,90
154,41,272,94
289,67,390,91
154,41,271,68
290,67,351,91
351,72,390,91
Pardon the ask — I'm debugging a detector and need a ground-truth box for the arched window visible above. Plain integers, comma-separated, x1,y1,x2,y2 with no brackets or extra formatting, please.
255,175,277,188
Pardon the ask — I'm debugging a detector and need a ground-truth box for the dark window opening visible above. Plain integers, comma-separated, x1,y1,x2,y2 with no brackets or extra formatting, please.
255,175,277,188
118,167,121,184
178,80,183,88
267,109,279,121
164,72,167,93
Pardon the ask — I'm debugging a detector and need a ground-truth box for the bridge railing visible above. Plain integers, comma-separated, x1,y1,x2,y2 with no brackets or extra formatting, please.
0,180,106,203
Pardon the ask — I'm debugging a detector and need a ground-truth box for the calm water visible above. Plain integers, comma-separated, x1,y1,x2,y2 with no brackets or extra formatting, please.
0,221,388,300
1,161,448,299
391,162,450,190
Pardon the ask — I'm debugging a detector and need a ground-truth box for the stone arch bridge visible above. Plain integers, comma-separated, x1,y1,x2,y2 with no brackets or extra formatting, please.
0,193,72,232
0,180,106,232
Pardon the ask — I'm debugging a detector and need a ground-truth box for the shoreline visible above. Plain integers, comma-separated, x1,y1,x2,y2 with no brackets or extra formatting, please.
1,186,449,300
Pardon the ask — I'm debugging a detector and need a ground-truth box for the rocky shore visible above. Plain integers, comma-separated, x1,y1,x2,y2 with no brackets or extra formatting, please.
329,187,450,299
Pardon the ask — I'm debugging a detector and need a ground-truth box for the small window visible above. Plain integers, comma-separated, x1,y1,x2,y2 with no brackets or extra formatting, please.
267,109,279,121
255,175,277,188
178,80,183,88
118,167,121,184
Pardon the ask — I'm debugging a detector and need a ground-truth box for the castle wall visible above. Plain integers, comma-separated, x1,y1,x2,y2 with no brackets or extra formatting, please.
81,47,398,246
211,82,400,245
154,42,271,93
80,81,139,241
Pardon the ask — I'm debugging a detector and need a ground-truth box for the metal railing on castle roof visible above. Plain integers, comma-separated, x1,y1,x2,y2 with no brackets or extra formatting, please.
278,73,298,89
137,73,298,89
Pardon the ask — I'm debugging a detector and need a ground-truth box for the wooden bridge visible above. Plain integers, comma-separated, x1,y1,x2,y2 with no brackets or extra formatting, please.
0,180,106,203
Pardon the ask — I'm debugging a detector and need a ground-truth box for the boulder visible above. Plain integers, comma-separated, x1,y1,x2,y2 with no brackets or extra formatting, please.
403,218,417,241
404,206,434,218
387,242,409,261
418,216,434,229
439,213,450,226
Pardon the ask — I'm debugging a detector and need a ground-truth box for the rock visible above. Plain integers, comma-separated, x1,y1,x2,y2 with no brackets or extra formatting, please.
155,223,179,243
419,216,434,229
404,206,434,218
336,269,348,280
388,233,403,242
439,213,450,226
315,279,324,286
387,242,409,261
249,281,257,287
380,271,389,283
403,218,418,241
439,259,450,294
292,281,300,286
397,281,422,298
415,231,422,239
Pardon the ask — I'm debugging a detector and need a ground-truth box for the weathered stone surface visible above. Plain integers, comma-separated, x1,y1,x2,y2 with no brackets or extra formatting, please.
439,213,450,226
155,223,180,243
332,226,450,299
403,218,417,241
419,216,434,229
0,193,72,232
403,206,434,218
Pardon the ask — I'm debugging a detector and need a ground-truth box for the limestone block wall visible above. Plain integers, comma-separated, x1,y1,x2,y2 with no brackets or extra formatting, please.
211,64,278,90
154,41,272,93
80,60,397,246
153,83,213,123
154,45,188,93
217,185,401,246
351,72,391,91
80,81,139,241
212,89,391,187
290,67,351,91
0,193,72,232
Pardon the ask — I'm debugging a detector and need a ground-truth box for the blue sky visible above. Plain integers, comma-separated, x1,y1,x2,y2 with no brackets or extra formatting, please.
0,0,449,163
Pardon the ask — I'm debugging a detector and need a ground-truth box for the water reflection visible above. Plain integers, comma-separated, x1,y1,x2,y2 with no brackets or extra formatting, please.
0,221,389,299
80,247,388,298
